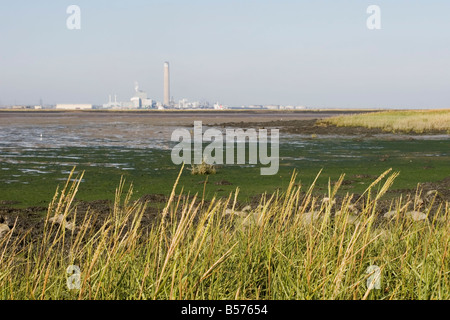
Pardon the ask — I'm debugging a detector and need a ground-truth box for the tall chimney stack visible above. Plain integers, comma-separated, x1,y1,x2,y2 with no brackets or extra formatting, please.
164,62,170,106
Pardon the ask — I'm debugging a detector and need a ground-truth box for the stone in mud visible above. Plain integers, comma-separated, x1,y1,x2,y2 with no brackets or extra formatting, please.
335,212,360,225
372,229,392,241
405,211,427,222
300,211,321,226
0,224,10,238
348,204,358,214
383,211,398,219
335,204,359,216
49,214,65,224
65,222,76,231
49,214,76,231
225,205,255,219
426,190,438,197
322,197,336,205
225,208,244,217
346,215,361,225
241,211,264,228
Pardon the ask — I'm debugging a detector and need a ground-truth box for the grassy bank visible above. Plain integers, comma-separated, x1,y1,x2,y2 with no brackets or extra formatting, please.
322,109,450,133
0,168,448,300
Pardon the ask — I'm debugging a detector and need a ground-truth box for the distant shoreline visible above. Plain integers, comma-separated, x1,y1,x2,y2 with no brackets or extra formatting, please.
0,109,370,127
0,109,382,114
2,109,448,135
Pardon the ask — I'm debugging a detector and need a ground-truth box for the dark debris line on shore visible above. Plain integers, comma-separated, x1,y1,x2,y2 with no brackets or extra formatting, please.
215,119,450,136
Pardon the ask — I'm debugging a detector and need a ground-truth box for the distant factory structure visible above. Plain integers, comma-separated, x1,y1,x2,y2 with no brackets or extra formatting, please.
1,61,306,110
98,61,305,111
101,61,226,110
103,82,156,110
164,62,170,107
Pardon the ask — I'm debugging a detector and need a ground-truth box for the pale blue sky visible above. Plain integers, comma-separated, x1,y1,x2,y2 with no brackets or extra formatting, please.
0,0,449,108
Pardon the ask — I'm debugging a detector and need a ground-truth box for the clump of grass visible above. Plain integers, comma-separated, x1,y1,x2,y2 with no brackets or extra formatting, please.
0,167,448,300
190,160,217,175
322,109,450,133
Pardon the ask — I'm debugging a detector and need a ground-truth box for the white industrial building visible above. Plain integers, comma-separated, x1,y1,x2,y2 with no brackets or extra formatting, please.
103,82,155,110
56,104,93,110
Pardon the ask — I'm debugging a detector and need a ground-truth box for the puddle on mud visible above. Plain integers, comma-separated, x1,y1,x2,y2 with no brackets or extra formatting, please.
19,169,49,174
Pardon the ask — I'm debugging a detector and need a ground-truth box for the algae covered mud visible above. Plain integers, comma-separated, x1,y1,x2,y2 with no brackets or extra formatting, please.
0,111,449,212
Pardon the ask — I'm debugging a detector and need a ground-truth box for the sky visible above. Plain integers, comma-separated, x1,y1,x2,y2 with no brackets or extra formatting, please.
0,0,449,108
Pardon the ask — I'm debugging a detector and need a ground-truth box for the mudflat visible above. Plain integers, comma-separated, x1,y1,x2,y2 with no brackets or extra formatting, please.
0,110,352,126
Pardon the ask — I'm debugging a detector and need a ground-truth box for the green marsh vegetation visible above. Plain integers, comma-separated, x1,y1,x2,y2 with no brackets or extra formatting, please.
1,135,449,209
190,160,217,175
322,109,450,133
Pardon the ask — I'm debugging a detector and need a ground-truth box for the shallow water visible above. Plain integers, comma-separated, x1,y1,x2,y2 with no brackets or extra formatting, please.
0,113,449,189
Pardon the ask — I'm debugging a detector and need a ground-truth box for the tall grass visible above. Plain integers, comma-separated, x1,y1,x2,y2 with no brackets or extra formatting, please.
0,167,448,300
322,109,450,133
